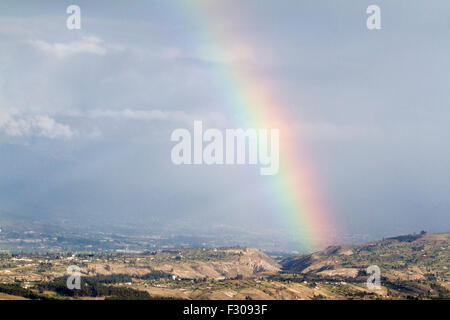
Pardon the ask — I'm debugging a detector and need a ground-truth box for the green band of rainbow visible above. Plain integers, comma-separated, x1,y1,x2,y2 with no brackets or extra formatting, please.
175,1,339,251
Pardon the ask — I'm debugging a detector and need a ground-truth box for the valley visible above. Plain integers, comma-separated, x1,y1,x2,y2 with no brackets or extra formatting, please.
0,232,448,300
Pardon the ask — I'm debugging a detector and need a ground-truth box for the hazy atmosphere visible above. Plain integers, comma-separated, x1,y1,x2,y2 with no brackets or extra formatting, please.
0,0,449,252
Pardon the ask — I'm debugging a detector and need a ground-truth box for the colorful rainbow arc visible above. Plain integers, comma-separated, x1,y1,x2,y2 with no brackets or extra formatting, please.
176,1,338,251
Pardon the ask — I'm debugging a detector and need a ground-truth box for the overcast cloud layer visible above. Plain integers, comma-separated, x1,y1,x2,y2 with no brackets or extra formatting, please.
0,0,449,248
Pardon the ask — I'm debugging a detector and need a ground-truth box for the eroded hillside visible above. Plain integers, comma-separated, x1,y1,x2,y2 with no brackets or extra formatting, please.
0,233,448,300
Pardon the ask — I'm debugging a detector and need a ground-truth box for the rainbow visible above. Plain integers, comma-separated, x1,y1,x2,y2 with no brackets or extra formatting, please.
175,1,338,252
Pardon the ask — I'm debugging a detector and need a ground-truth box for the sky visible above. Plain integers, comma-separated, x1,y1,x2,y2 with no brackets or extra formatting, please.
0,0,449,249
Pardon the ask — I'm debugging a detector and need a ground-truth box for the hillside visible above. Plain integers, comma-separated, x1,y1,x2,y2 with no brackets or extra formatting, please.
89,247,280,280
0,233,448,300
281,232,449,298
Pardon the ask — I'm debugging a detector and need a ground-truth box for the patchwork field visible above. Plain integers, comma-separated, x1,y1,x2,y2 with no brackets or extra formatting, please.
0,233,448,300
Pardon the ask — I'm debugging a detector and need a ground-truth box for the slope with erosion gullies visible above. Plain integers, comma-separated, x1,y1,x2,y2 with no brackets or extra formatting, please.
89,247,280,280
156,248,281,279
281,232,450,283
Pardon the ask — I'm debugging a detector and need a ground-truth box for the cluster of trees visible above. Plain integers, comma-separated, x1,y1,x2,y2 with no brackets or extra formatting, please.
387,231,427,243
0,275,179,300
37,277,152,299
89,274,133,284
34,270,173,299
139,270,172,280
0,284,47,300
86,270,171,284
